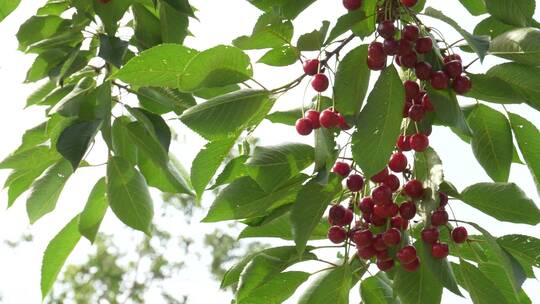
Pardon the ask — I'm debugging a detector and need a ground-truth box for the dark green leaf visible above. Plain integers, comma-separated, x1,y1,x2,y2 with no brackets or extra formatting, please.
487,63,540,111
137,87,196,115
211,155,249,189
498,234,540,271
360,273,398,304
428,88,472,136
233,14,293,50
239,211,329,240
138,153,192,194
326,9,369,43
455,260,509,304
159,1,189,44
334,45,370,117
111,116,138,164
257,46,298,66
98,34,128,67
17,15,70,51
238,271,309,304
508,113,540,195
297,21,330,51
474,16,516,38
484,0,535,27
132,3,162,49
478,261,528,303
465,73,525,104
161,0,194,16
78,178,108,243
393,262,443,304
314,127,337,172
416,241,462,296
247,0,316,19
490,28,540,66
93,0,132,36
298,265,351,304
57,120,102,170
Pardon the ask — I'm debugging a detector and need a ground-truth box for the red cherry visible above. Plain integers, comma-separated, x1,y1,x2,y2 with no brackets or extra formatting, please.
439,192,448,207
343,0,363,10
403,101,412,118
359,197,374,214
358,246,377,259
382,174,400,192
371,167,389,183
373,234,388,251
337,113,351,130
403,80,420,101
431,242,449,259
305,110,321,129
452,227,468,244
295,118,313,136
397,245,417,264
408,104,425,122
377,259,395,271
368,42,386,62
329,204,346,225
319,109,340,128
347,174,365,192
421,227,440,244
444,60,463,79
421,94,434,112
374,203,395,218
402,257,420,272
328,226,347,243
391,216,408,230
395,55,402,67
400,53,417,68
352,229,374,248
382,228,401,246
402,25,419,41
383,39,399,56
340,209,354,226
367,56,386,71
404,179,424,198
453,75,472,94
389,152,408,173
370,214,387,227
372,185,393,205
415,37,433,53
431,210,449,226
311,74,329,92
377,21,396,39
398,39,413,56
397,135,411,151
444,54,462,64
410,133,429,152
332,161,351,177
400,0,418,7
415,62,433,80
303,59,320,76
399,201,417,220
376,250,392,262
430,71,449,90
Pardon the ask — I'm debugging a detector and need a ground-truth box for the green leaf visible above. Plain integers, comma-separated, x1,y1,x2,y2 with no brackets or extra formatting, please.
51,80,111,121
238,271,309,304
180,89,273,140
257,46,298,66
298,265,351,304
161,0,195,16
351,66,405,178
26,160,73,223
414,147,444,190
0,0,20,22
508,113,540,196
297,21,330,51
466,104,512,182
41,215,81,299
17,15,70,51
247,0,316,19
314,127,337,172
132,3,162,49
465,73,525,104
239,211,329,240
126,122,169,166
111,116,138,164
393,263,443,304
211,155,249,189
246,143,314,192
484,0,535,27
178,45,253,91
416,241,462,296
428,88,472,136
0,145,59,170
455,259,509,304
360,273,398,304
114,44,198,88
474,16,516,39
460,183,540,225
25,49,67,82
334,45,370,117
57,120,102,170
78,178,108,243
106,156,153,234
326,9,370,43
94,0,131,35
98,34,128,67
487,63,540,111
424,7,490,61
191,138,236,198
291,175,341,253
233,14,293,50
159,1,189,44
490,28,540,66
459,0,487,15
137,87,196,115
498,234,540,271
478,262,528,303
138,153,192,195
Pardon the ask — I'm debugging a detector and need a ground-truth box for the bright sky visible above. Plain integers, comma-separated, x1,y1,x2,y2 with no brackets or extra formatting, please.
0,1,539,303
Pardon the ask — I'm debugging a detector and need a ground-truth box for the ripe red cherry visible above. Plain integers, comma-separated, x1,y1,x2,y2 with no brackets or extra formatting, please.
452,227,468,244
403,101,413,118
332,161,351,177
400,53,417,68
404,179,424,198
372,185,393,205
397,245,417,264
343,0,363,10
421,94,434,112
431,210,449,226
319,109,340,128
377,259,395,271
373,234,388,251
408,104,425,122
415,61,432,80
295,118,313,136
382,228,401,246
311,73,329,92
377,250,391,262
444,60,463,79
430,71,449,90
397,135,411,151
402,25,419,41
431,243,449,259
337,113,351,130
329,204,346,225
371,167,389,183
347,174,365,192
352,229,374,248
389,152,408,173
398,39,413,56
303,59,320,76
391,216,408,230
368,42,386,62
371,214,387,227
421,227,440,244
305,110,321,129
377,21,396,39
382,174,400,192
401,0,418,7
367,56,386,71
403,80,420,101
383,39,399,55
399,201,417,220
402,257,420,272
358,246,377,259
359,197,374,213
415,37,433,53
439,192,448,207
453,75,472,94
328,226,347,244
410,133,429,152
444,54,462,64
374,203,396,218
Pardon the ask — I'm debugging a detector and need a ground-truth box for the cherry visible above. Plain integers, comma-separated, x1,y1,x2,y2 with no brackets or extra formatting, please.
443,54,462,64
329,204,346,225
403,101,412,118
319,109,340,128
340,209,354,226
368,42,386,62
359,197,374,214
377,21,396,39
395,55,402,67
439,192,448,207
352,229,374,248
402,257,420,272
377,259,395,271
372,185,393,205
410,133,429,152
333,161,351,177
431,243,449,259
444,60,463,79
391,216,408,230
401,0,418,7
399,201,417,220
295,118,313,136
343,0,363,10
398,39,413,56
311,73,329,92
430,71,449,90
408,104,425,122
404,179,424,198
397,135,412,151
382,228,401,246
377,250,391,261
373,234,388,251
328,226,347,244
367,56,386,71
374,203,396,218
347,174,365,192
371,214,387,226
453,75,472,94
421,227,440,244
397,245,417,264
382,174,400,192
337,113,351,130
415,37,433,53
402,25,419,41
431,210,449,226
421,94,434,112
415,62,432,80
305,110,321,129
358,246,377,259
303,59,320,76
389,152,408,172
452,227,468,244
371,167,389,183
400,53,417,68
403,80,420,101
383,39,399,55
